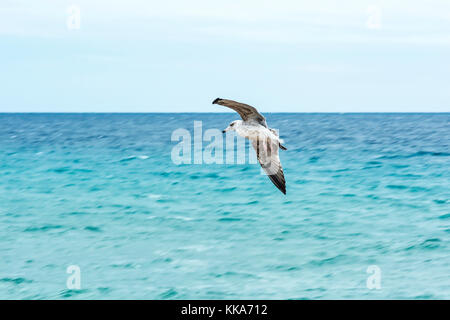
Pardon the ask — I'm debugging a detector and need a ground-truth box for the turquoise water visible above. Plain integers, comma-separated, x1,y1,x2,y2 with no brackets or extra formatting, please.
0,113,449,299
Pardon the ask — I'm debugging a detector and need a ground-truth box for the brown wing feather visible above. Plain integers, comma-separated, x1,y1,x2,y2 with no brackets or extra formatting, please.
251,138,286,194
212,98,267,127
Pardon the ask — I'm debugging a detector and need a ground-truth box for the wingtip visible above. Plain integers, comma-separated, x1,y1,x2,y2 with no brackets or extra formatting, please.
267,174,286,195
212,97,222,104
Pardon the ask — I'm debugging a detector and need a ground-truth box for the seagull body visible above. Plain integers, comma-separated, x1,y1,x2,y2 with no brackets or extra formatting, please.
227,120,280,142
212,98,287,194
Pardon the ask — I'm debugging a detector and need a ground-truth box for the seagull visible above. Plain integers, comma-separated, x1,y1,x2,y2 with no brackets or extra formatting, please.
213,98,287,194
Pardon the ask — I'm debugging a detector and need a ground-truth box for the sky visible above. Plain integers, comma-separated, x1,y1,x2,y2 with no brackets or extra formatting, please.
1,0,450,112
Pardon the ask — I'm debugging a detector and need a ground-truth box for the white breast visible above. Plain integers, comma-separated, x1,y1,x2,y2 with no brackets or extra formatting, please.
235,122,279,142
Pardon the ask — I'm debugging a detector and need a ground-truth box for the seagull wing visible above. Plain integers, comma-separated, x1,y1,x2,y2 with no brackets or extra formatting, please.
212,98,267,127
251,137,286,194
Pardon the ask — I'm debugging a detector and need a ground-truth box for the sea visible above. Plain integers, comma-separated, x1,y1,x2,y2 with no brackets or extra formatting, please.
0,113,449,299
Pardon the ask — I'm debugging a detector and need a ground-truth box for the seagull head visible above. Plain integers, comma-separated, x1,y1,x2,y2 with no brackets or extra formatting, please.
223,120,240,133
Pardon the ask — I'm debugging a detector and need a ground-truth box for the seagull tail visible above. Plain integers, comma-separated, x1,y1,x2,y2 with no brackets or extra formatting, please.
279,143,287,151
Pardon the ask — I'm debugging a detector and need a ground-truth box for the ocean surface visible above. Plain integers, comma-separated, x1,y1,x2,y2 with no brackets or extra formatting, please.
0,113,449,299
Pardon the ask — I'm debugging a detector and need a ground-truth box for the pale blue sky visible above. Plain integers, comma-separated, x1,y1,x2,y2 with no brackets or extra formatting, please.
1,0,450,112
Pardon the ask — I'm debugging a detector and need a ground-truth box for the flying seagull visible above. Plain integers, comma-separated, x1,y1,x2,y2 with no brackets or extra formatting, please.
213,98,287,194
